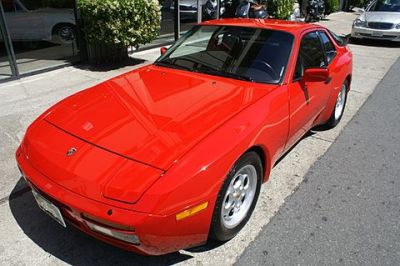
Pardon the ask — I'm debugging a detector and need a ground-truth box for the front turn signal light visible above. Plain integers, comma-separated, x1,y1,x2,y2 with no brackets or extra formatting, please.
176,202,209,221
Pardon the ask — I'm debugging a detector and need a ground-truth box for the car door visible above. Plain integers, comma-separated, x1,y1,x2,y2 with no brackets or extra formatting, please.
285,30,333,150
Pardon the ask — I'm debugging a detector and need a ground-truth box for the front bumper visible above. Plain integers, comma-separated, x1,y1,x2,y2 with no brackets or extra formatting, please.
351,26,400,42
16,146,209,255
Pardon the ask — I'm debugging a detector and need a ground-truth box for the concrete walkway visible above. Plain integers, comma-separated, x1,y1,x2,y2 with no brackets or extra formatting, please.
0,12,399,265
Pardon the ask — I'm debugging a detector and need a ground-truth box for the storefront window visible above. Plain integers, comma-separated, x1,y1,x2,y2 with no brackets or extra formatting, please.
1,0,79,75
0,0,14,80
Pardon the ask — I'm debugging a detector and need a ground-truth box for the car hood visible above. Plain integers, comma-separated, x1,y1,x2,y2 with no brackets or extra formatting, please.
22,119,163,204
362,12,400,23
44,65,273,171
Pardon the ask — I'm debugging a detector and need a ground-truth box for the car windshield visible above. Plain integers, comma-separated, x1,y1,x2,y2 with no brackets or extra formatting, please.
155,25,294,84
368,0,400,12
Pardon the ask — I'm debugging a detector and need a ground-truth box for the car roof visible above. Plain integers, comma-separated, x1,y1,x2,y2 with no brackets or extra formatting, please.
200,18,321,34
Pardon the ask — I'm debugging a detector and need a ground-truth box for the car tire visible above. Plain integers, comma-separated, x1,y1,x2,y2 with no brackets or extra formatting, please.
210,151,262,241
325,80,348,128
52,24,76,44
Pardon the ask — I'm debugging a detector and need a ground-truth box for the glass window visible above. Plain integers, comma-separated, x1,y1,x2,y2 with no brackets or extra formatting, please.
293,31,325,80
156,25,294,84
328,29,347,47
2,0,79,75
0,5,14,80
299,32,325,69
319,31,336,64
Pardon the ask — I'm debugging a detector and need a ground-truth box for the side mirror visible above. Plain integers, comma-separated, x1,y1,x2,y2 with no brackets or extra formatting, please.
160,47,167,55
359,8,365,13
303,68,329,82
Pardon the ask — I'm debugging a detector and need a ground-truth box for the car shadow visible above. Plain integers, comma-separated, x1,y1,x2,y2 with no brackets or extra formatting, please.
347,35,400,48
8,178,192,265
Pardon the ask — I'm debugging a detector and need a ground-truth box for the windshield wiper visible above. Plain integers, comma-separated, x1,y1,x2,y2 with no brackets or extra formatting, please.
154,61,193,72
196,66,254,82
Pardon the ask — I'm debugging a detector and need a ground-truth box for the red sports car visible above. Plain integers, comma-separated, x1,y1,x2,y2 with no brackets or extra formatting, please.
16,19,352,255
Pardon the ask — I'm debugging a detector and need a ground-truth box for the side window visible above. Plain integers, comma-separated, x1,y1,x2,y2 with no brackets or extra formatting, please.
293,31,325,80
319,31,337,64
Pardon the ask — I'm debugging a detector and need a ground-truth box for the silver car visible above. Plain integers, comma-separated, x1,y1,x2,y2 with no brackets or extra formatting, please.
351,0,400,42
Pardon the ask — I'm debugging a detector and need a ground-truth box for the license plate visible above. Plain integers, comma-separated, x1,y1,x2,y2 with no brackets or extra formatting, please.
372,31,383,37
32,189,66,228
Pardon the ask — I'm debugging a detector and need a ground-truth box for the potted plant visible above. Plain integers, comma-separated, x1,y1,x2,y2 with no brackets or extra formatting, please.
77,0,161,64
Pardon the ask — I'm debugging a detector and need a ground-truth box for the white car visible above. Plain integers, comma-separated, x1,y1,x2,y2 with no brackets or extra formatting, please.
352,0,400,42
2,0,76,44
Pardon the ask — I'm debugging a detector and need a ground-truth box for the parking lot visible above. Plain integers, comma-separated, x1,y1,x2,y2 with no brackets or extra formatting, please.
1,11,400,265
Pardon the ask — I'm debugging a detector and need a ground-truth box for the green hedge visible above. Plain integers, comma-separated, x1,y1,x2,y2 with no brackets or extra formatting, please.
268,0,295,19
77,0,161,47
325,0,339,14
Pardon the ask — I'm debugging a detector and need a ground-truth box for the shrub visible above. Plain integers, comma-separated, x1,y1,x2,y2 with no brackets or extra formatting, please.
268,0,296,19
324,0,340,14
77,0,161,47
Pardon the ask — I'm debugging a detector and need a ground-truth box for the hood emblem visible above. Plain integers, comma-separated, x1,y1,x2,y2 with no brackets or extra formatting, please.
66,147,77,157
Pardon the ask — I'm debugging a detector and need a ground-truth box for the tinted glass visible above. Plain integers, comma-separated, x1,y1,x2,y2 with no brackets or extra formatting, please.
293,31,325,81
156,25,294,84
1,0,79,75
328,29,347,47
298,32,325,69
319,31,336,64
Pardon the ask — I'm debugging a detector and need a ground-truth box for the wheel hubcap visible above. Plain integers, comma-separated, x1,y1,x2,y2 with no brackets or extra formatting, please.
59,27,74,42
334,84,346,120
221,165,257,229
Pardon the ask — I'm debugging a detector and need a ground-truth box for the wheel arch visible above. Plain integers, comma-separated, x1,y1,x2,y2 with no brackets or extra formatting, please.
245,145,272,183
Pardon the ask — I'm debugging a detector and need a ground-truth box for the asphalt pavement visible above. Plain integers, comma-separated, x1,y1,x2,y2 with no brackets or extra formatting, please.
236,58,400,265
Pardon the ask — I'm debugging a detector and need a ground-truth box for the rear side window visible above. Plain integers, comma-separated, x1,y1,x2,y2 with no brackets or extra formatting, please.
319,31,337,64
328,30,347,47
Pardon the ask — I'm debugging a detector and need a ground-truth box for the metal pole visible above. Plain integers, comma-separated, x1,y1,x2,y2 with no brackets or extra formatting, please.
0,2,19,77
216,0,220,19
197,0,202,23
174,0,180,41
